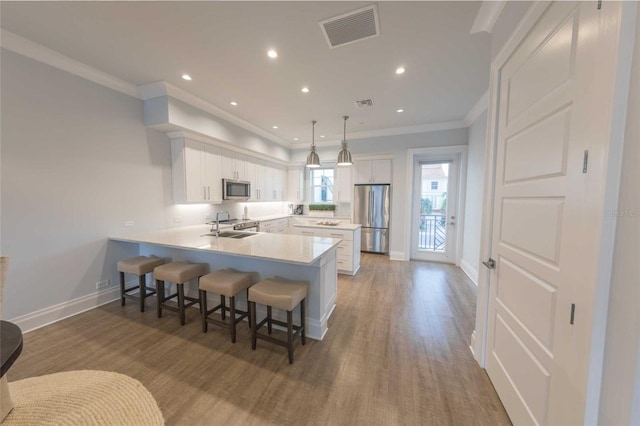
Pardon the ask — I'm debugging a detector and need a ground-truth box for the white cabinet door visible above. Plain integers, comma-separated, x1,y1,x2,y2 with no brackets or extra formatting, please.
353,160,392,184
288,167,303,201
273,166,286,201
353,161,372,184
371,159,392,183
336,166,352,203
203,145,222,203
220,149,247,180
184,140,205,202
171,138,221,204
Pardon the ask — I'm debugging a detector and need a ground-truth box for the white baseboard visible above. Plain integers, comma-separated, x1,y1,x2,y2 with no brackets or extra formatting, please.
389,251,407,261
11,286,121,333
470,330,477,358
460,258,479,285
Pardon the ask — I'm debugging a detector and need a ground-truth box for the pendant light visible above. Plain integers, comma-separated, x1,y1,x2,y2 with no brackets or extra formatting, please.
306,120,321,168
336,115,353,166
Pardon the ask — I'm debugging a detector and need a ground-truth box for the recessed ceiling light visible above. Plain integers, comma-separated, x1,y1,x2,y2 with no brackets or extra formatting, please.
182,74,192,81
267,49,278,58
294,138,299,141
273,125,278,129
301,87,310,93
397,109,404,113
230,101,238,106
320,135,325,138
395,67,405,75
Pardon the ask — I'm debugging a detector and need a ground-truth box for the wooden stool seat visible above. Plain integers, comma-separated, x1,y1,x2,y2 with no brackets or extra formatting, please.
117,256,166,312
199,269,258,343
154,262,209,325
249,278,308,364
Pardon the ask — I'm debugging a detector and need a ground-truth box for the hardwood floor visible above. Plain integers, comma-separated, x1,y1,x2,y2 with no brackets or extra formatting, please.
8,254,510,425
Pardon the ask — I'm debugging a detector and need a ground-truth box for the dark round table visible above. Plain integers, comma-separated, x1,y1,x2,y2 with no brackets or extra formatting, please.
1,320,23,377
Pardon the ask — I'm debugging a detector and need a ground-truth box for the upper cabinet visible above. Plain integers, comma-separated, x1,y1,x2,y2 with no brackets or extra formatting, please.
287,166,303,201
171,138,222,204
220,149,248,181
353,159,392,184
335,166,353,203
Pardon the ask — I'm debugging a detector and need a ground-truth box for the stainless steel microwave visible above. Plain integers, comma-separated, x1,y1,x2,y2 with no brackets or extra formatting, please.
222,179,251,201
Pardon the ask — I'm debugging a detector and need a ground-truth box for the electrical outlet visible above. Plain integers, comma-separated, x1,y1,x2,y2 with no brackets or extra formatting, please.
174,216,182,223
124,221,135,227
96,279,110,290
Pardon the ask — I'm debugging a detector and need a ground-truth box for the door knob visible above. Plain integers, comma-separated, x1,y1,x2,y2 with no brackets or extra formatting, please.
482,258,496,269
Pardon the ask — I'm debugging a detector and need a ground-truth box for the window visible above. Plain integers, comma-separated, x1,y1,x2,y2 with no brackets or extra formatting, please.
431,181,438,190
310,168,334,203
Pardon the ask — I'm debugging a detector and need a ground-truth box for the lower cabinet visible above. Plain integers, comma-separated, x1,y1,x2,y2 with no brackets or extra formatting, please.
290,226,361,275
259,218,289,233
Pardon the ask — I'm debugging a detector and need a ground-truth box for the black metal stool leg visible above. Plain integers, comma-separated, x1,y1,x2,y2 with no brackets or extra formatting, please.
178,283,186,325
138,274,146,312
287,310,294,364
200,290,208,332
250,301,257,350
156,280,164,318
229,296,236,343
120,272,126,306
300,299,306,345
220,295,226,320
267,306,272,335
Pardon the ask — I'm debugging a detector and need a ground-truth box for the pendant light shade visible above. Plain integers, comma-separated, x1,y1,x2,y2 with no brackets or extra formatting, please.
336,115,353,166
306,120,321,168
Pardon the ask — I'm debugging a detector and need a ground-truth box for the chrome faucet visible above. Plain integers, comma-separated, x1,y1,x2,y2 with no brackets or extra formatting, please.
211,211,229,236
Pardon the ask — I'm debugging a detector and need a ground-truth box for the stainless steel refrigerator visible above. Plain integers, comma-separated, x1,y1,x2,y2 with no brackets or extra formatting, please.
354,184,391,253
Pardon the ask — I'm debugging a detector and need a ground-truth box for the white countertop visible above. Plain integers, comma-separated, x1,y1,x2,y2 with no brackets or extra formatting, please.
111,225,340,265
293,222,362,231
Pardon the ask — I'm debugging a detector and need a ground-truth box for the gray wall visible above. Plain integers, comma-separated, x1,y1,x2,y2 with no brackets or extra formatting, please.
292,128,468,258
0,49,216,319
460,111,487,282
491,2,533,60
599,6,640,425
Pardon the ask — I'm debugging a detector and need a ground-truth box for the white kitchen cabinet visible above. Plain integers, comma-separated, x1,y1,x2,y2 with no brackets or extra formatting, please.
272,165,286,201
290,225,361,275
288,166,303,201
335,166,352,203
260,217,289,234
353,159,392,184
220,149,248,181
171,138,222,204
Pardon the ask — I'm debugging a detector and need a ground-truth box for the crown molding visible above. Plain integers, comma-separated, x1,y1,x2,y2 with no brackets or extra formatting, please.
289,120,466,148
470,1,507,34
463,89,489,126
165,130,289,165
138,81,291,148
0,29,139,99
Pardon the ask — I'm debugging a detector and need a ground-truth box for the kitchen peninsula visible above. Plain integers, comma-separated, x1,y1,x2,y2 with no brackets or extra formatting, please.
110,225,339,340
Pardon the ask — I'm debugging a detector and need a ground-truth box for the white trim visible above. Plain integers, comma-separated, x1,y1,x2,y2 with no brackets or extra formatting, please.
463,90,489,126
166,130,290,166
470,1,508,34
289,120,466,148
585,2,638,422
351,153,394,161
0,29,139,99
389,251,407,261
473,0,548,369
139,82,291,148
470,330,477,357
460,258,479,285
10,286,121,334
404,145,468,264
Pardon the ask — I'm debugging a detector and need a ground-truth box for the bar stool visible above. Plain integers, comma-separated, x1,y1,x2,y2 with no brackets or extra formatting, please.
154,261,209,325
199,269,258,343
117,256,166,312
248,277,308,364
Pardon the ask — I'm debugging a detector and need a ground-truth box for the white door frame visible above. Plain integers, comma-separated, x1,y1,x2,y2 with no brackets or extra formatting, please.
404,145,467,264
472,2,638,423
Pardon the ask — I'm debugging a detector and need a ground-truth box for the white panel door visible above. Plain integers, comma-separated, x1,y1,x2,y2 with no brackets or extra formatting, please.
203,145,221,203
485,2,626,425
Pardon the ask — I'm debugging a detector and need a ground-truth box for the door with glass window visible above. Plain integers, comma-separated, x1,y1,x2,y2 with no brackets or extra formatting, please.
410,159,458,262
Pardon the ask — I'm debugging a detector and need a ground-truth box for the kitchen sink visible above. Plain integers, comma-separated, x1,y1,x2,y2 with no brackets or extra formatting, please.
201,231,256,239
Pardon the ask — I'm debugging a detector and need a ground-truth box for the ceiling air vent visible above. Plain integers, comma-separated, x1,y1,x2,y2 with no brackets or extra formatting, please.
319,4,380,49
355,99,374,109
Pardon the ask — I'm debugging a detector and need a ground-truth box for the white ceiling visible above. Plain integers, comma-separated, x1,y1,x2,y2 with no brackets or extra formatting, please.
0,1,491,146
